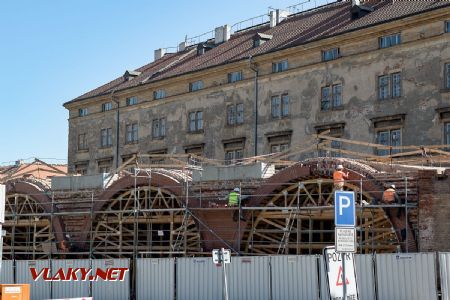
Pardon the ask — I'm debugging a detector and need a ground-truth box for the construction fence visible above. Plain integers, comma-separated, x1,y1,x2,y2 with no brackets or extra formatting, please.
1,252,450,300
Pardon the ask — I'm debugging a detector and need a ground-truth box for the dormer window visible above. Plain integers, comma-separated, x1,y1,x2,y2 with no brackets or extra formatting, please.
197,43,214,56
153,90,166,100
123,70,141,81
253,33,273,48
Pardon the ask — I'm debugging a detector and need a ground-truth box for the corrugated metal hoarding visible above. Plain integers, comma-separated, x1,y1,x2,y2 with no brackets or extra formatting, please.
440,252,450,300
137,258,174,300
227,256,270,300
375,253,438,300
319,255,330,300
16,260,51,300
271,255,319,300
91,258,130,300
1,260,14,284
176,257,223,300
51,259,91,299
355,254,375,300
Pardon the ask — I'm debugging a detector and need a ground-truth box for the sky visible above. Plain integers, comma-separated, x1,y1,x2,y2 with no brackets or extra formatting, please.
0,0,331,165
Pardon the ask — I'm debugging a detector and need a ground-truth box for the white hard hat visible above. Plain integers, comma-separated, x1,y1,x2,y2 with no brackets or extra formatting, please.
390,184,396,189
234,187,240,192
336,165,343,170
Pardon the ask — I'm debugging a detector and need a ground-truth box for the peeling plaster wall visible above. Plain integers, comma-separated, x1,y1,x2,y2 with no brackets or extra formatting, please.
67,19,450,174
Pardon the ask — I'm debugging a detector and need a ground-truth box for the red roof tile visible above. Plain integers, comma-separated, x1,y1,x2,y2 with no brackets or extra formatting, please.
65,0,450,105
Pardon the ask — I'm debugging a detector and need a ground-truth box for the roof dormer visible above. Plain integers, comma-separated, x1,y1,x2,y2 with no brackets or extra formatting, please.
253,33,273,48
123,70,141,81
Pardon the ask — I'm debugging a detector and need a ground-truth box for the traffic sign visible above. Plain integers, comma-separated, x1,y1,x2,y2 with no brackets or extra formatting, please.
212,248,231,264
335,227,356,253
334,191,355,227
324,247,359,300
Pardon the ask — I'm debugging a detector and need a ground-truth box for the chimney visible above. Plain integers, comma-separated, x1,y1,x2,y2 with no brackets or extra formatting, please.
179,41,187,52
215,25,231,45
154,48,166,61
270,9,290,28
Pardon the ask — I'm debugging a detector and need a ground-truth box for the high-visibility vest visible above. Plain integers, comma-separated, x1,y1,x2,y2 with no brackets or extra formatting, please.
333,171,345,183
228,192,239,206
383,188,396,203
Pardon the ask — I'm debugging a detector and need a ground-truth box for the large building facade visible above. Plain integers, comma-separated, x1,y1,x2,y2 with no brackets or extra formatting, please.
64,0,450,175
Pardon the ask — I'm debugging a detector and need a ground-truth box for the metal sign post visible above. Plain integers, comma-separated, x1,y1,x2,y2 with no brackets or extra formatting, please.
212,248,231,300
334,191,357,300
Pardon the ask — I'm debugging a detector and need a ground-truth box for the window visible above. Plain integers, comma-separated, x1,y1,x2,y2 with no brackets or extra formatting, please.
189,111,203,132
125,123,138,144
189,81,203,92
78,133,88,151
446,21,450,33
378,73,401,100
152,118,166,138
184,144,204,157
78,108,88,117
379,33,401,49
100,128,112,148
148,149,167,164
315,124,344,157
153,90,166,100
74,162,88,175
322,48,340,61
271,94,289,118
445,64,450,89
227,103,244,125
321,84,342,111
224,138,245,165
102,102,112,112
228,71,243,83
446,123,450,146
377,129,401,156
98,159,112,174
126,96,138,106
272,60,288,73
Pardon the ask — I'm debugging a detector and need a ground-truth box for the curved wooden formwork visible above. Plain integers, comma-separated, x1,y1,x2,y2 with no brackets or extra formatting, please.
3,192,55,259
91,184,201,258
243,178,400,255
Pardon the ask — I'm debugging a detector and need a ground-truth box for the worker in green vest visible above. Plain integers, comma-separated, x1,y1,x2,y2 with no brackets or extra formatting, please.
228,187,240,206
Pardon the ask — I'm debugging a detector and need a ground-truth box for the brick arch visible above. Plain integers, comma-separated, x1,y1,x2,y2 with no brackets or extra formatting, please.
5,180,65,245
247,159,415,252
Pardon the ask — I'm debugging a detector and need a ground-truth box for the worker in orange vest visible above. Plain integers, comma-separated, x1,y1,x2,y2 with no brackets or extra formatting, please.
333,164,349,191
382,184,400,204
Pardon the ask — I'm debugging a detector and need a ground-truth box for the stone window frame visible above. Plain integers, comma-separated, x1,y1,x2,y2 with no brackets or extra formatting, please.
436,107,450,146
223,137,245,165
184,143,205,156
148,148,168,164
125,123,139,144
100,128,113,148
377,71,402,100
315,123,345,157
153,89,166,100
74,161,89,175
152,118,166,139
271,93,290,119
97,157,113,174
272,60,288,73
78,108,88,117
188,110,204,133
371,114,405,156
77,133,88,151
226,103,244,126
265,130,292,154
320,83,343,111
189,80,204,92
126,96,138,106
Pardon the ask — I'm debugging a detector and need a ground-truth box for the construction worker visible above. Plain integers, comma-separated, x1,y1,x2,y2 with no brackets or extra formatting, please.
228,187,246,221
333,165,349,191
382,184,401,204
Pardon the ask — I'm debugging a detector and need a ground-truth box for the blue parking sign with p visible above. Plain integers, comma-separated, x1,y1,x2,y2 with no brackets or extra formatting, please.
335,191,356,227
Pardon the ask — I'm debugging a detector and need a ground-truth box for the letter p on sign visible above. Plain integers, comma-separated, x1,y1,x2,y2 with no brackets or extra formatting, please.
335,191,355,227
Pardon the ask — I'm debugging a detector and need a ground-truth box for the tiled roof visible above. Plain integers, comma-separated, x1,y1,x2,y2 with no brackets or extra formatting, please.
65,0,450,105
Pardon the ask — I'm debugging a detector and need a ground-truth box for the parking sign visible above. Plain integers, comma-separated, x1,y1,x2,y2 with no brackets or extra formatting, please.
334,191,355,227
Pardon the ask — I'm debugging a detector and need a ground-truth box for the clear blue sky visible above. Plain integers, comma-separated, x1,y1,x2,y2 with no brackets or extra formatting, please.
0,0,330,165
